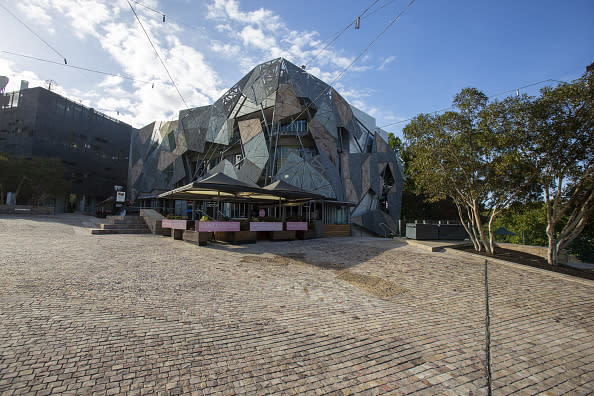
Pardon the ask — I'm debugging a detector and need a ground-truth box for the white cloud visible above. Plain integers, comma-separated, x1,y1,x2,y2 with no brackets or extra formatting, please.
239,25,276,50
210,40,241,56
98,75,124,88
378,55,396,71
3,0,389,129
17,1,54,27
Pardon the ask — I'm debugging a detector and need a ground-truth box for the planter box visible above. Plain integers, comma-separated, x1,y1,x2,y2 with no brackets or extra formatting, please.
162,219,194,240
162,219,194,230
296,229,316,240
214,231,257,244
198,221,240,232
286,222,308,231
271,230,296,241
183,230,212,246
250,222,283,232
406,223,438,240
438,224,467,240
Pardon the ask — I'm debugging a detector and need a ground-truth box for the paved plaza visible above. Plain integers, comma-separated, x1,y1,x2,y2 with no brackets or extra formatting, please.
1,214,593,395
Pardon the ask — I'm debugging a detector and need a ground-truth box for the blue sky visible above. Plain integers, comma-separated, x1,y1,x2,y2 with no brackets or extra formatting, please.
1,0,592,139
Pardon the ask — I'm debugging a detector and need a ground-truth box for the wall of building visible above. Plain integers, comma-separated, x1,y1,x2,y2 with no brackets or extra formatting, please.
0,87,133,212
129,58,404,235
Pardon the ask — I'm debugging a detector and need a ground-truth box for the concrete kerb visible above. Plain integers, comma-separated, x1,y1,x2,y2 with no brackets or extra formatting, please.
441,246,594,287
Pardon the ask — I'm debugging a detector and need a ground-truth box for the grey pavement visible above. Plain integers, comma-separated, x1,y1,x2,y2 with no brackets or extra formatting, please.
1,214,593,395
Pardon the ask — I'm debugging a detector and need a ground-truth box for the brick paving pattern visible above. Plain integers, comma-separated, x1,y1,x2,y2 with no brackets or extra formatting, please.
1,214,593,395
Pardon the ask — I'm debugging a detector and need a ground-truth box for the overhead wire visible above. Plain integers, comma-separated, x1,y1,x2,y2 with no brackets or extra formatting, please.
0,50,154,84
132,0,165,21
305,0,382,67
0,2,68,64
291,0,416,126
378,76,572,129
126,0,189,108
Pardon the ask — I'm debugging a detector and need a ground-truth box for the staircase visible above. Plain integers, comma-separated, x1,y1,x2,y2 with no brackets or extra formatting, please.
91,215,151,235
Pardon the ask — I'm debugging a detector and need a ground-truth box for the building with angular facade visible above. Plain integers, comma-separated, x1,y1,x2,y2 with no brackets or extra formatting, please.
0,86,132,213
129,58,403,235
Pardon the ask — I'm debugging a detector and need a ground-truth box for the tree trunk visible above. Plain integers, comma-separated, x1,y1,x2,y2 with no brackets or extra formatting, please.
455,201,480,250
547,234,558,267
487,209,497,256
473,200,491,254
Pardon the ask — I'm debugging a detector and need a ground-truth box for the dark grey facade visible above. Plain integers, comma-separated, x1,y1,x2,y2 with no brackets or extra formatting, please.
129,58,403,234
0,87,132,212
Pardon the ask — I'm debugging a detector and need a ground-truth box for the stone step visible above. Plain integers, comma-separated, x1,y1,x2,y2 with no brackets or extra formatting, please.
105,215,145,225
91,228,152,235
99,224,150,230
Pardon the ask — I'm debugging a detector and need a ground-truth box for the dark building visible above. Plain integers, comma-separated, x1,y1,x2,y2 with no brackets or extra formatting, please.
0,86,133,213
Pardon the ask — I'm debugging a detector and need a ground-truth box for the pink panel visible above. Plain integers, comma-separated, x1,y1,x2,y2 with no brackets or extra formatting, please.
197,221,240,232
162,219,189,230
250,222,283,231
286,222,308,231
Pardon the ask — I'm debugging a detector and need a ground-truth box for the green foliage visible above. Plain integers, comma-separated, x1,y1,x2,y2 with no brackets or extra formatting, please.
492,202,548,246
402,71,593,264
403,88,532,253
387,133,402,154
199,215,209,222
0,153,70,205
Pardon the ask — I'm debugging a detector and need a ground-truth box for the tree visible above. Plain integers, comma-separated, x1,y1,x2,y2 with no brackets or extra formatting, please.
522,72,594,266
404,88,533,254
0,153,70,206
387,133,402,154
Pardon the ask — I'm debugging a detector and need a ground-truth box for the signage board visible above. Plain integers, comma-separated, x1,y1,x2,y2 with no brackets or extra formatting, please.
116,191,126,203
198,221,240,232
250,222,283,232
286,222,308,231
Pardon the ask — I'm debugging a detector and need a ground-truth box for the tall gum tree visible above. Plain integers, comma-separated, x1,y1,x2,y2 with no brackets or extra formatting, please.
404,88,533,254
524,72,594,266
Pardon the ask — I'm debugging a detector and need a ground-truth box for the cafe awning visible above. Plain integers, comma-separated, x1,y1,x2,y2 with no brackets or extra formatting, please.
261,180,325,202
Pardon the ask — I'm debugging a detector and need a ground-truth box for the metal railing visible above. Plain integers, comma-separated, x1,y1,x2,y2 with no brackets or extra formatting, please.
379,222,397,239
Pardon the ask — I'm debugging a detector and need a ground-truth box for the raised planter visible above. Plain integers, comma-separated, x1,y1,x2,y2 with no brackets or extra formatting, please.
296,229,316,240
214,230,257,244
162,219,194,240
198,221,240,232
438,224,467,240
406,223,438,240
271,230,296,241
286,222,308,231
182,230,212,246
249,222,283,231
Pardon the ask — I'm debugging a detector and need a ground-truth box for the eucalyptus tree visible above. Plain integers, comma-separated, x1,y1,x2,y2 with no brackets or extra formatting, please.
523,72,594,266
404,88,532,254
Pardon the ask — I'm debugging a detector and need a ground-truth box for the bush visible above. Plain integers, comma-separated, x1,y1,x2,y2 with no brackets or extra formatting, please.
200,215,209,222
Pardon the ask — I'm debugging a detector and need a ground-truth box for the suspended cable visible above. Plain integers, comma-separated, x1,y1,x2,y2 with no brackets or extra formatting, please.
293,0,416,125
378,76,572,129
327,0,416,88
126,0,188,108
362,0,400,20
305,0,381,67
132,0,166,22
0,50,154,84
0,2,67,64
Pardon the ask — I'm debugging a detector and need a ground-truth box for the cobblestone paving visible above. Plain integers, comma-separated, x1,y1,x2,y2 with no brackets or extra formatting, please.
1,214,593,395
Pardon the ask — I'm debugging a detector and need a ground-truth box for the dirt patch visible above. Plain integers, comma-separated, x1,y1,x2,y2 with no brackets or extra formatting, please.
240,253,345,269
452,245,594,281
240,256,290,266
336,271,408,299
